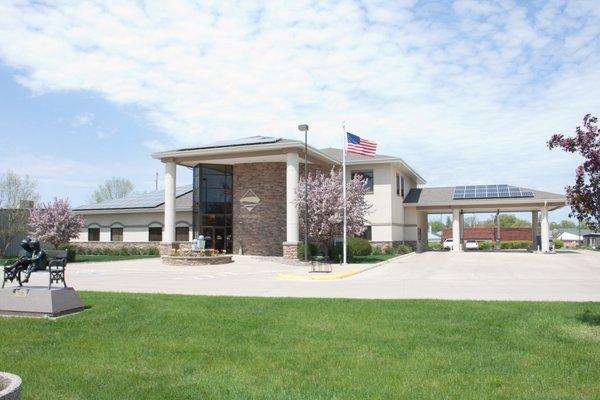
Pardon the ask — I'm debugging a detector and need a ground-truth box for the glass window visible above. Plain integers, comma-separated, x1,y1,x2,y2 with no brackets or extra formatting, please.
176,227,189,242
360,226,372,241
401,176,405,198
111,227,123,242
88,228,100,242
396,174,400,196
193,164,233,253
148,227,162,242
351,170,374,192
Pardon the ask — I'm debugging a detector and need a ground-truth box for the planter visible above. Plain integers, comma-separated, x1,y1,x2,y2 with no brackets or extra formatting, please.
0,372,21,400
161,255,233,266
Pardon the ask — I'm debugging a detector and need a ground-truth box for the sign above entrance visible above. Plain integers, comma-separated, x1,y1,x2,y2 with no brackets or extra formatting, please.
240,189,261,211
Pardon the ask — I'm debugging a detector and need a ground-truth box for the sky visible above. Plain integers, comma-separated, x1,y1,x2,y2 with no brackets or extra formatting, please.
0,0,598,222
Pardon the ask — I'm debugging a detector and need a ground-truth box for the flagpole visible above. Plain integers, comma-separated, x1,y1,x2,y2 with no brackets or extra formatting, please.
342,122,347,265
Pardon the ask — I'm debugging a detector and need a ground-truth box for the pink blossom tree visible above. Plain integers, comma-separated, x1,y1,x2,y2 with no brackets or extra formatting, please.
295,168,371,254
28,198,85,248
548,114,600,230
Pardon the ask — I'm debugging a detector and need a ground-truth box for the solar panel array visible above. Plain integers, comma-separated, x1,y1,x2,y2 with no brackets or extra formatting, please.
74,185,193,210
453,185,534,200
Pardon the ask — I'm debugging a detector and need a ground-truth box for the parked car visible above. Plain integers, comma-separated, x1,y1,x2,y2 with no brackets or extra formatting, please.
442,238,454,250
465,240,478,250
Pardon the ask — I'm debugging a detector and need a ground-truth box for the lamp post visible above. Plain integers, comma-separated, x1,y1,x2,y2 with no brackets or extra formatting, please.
298,124,309,262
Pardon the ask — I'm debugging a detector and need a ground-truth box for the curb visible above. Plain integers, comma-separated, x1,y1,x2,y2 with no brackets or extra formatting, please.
277,251,417,281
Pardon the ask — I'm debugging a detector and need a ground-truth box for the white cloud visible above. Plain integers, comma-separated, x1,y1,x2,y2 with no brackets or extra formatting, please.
71,112,95,127
0,0,598,207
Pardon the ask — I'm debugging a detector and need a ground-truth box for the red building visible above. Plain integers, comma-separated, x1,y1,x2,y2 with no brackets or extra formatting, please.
441,227,532,242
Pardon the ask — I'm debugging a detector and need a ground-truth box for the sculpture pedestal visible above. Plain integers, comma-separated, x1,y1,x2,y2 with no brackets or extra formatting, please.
0,286,84,318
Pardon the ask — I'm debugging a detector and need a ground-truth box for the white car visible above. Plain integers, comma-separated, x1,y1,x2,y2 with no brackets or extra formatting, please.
465,240,478,250
443,239,454,250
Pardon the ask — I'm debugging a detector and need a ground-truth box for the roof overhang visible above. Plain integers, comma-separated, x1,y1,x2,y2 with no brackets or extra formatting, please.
409,198,567,213
152,141,340,167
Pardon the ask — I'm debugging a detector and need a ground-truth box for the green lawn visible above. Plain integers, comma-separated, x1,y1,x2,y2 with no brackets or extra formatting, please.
1,294,599,399
74,255,159,263
351,253,402,263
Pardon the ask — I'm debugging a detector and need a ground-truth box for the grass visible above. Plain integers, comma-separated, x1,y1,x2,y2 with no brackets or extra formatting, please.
351,253,401,263
1,293,599,399
74,255,159,263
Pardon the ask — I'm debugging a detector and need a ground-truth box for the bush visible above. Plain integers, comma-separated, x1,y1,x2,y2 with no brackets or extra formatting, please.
428,242,442,251
554,239,564,249
297,242,318,261
147,246,159,256
383,246,396,255
478,241,494,250
348,237,372,257
371,247,383,255
500,240,532,250
57,244,77,262
397,244,413,254
329,242,343,263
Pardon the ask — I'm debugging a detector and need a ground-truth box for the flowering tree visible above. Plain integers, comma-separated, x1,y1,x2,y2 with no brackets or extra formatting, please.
295,168,371,254
548,114,600,231
28,198,85,248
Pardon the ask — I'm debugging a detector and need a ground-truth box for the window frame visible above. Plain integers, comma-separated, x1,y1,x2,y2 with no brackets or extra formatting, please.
88,227,100,242
176,226,189,242
401,176,405,198
110,227,123,242
361,226,372,241
148,227,163,242
351,170,374,193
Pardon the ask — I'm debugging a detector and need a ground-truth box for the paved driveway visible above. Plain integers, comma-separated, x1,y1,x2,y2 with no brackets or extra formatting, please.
24,250,600,301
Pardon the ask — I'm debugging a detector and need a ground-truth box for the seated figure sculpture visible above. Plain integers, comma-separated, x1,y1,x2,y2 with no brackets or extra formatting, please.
3,238,47,285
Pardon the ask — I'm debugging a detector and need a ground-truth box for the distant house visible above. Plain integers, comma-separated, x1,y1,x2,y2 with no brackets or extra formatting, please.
583,232,600,249
553,229,586,248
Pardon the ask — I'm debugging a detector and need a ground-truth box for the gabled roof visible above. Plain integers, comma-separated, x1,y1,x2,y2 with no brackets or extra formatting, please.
319,148,426,184
73,185,193,212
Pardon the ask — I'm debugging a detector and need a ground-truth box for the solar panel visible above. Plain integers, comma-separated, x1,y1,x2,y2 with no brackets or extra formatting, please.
453,185,534,200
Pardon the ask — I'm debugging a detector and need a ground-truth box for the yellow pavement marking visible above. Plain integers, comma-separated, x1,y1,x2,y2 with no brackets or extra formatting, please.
277,270,360,281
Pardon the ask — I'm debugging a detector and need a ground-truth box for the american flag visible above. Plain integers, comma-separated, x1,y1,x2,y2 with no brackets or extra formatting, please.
346,132,377,157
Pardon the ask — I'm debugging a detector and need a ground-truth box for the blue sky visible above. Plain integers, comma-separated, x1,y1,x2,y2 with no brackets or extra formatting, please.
0,0,599,222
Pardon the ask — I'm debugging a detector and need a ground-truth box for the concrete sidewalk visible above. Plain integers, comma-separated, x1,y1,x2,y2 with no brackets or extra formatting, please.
19,250,600,301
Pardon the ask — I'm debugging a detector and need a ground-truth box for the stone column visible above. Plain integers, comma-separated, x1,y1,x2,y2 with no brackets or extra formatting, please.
531,210,539,250
416,211,428,252
164,160,176,244
452,208,461,252
541,205,550,252
283,152,300,258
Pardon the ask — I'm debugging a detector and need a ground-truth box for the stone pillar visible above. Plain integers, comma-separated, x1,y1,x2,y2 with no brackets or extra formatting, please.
531,211,539,250
541,205,550,252
164,160,176,243
416,211,428,252
283,152,300,258
452,209,461,252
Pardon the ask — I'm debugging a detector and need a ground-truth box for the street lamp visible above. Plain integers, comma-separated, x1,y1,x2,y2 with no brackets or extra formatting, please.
298,124,309,262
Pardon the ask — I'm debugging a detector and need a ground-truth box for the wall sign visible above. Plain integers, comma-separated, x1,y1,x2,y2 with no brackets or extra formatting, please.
240,189,261,211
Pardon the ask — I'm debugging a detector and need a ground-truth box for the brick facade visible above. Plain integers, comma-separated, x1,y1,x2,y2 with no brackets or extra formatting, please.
441,227,532,241
233,163,287,256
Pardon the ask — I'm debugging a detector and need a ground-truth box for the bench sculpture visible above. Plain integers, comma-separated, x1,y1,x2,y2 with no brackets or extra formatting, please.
2,239,68,289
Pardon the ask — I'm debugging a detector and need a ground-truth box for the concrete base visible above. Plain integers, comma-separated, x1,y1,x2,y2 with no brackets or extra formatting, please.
0,286,84,318
0,372,21,400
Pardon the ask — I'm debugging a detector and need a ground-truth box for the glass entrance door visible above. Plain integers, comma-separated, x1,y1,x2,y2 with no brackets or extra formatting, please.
197,226,232,253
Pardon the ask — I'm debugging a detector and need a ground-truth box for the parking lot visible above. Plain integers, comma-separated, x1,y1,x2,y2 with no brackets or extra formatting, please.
22,250,600,301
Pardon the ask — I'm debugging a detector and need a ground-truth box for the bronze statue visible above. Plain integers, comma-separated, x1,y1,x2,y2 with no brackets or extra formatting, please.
3,238,47,287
